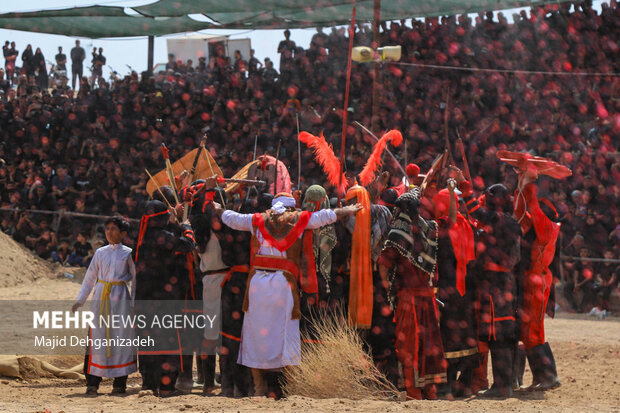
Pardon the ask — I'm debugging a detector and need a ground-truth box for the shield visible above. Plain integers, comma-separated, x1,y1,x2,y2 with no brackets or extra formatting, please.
246,155,292,195
496,150,572,179
224,159,260,194
146,147,223,196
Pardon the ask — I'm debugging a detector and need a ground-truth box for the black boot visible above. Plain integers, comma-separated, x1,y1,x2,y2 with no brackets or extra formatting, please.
201,355,216,395
175,354,195,394
439,364,457,400
234,363,251,397
533,342,561,391
219,352,234,397
513,346,526,390
455,367,473,398
525,346,544,391
480,346,513,398
265,371,285,400
196,360,205,385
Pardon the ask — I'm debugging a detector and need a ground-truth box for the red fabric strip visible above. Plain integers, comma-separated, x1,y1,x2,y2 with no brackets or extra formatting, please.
302,230,319,295
135,209,169,263
186,253,196,300
138,350,182,355
252,255,300,280
494,316,516,322
449,214,475,296
252,211,311,252
220,265,250,288
484,262,510,273
221,331,241,342
88,360,137,369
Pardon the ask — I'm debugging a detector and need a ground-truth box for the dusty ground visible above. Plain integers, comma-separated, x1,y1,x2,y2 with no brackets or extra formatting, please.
0,234,619,412
0,276,618,413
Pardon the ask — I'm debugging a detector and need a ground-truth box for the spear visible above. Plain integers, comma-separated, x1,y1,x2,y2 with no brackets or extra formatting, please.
201,141,227,209
184,136,208,221
224,178,266,185
296,112,301,190
273,139,282,196
160,143,180,205
145,168,179,224
354,121,407,177
456,129,472,184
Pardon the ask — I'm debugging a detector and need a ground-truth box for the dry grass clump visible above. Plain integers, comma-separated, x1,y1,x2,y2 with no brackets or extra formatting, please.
283,309,399,400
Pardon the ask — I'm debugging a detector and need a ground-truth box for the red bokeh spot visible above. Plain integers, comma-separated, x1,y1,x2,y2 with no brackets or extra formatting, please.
448,42,460,56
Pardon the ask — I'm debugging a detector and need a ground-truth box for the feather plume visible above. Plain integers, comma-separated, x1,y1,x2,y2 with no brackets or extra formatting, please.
299,131,348,193
358,130,403,186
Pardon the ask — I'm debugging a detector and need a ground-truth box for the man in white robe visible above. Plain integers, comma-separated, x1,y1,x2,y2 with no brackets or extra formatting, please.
219,193,360,398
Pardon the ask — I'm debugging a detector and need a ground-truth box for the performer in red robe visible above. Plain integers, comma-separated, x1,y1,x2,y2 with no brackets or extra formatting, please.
432,188,477,398
513,167,561,391
378,188,448,400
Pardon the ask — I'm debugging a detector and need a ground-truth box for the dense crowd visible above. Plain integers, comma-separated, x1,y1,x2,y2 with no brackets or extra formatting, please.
0,0,618,312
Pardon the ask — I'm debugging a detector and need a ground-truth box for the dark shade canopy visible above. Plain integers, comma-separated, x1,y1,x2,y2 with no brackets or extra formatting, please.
135,0,573,27
0,0,573,37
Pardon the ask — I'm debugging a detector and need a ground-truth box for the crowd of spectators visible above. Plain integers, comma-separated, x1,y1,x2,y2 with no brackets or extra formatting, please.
0,1,618,310
2,39,107,92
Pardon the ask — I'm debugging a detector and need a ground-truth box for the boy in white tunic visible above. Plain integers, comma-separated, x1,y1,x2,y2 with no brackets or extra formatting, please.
71,217,136,395
218,193,360,398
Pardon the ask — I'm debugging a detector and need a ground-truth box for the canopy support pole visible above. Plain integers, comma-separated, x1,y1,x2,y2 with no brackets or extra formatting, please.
147,35,154,73
371,0,382,134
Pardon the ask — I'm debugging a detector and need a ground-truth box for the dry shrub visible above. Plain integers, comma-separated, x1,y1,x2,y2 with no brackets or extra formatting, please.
283,308,399,400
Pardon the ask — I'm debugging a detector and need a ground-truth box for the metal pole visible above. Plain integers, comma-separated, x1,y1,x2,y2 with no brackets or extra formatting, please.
338,4,357,197
147,36,154,74
273,139,282,196
371,0,382,135
296,112,301,190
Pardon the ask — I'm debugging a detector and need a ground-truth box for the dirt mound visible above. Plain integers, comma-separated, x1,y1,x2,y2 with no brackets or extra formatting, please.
0,356,84,381
0,232,55,288
17,358,57,381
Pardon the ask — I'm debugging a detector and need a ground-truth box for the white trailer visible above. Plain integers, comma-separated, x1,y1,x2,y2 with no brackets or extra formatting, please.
165,34,251,65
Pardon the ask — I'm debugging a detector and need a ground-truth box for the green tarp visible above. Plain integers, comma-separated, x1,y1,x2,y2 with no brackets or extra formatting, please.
0,6,128,19
136,0,573,27
0,14,213,38
0,0,573,37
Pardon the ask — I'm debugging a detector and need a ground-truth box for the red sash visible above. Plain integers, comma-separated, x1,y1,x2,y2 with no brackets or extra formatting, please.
252,211,311,252
253,255,300,280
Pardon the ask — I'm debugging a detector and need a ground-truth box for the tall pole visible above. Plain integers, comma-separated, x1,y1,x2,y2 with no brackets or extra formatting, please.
371,0,382,135
147,35,154,74
338,4,357,197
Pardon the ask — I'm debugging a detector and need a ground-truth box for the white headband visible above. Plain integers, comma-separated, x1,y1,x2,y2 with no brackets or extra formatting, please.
271,196,296,214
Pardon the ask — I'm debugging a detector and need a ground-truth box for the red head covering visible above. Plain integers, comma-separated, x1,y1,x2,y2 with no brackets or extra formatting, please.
432,189,475,296
406,163,420,178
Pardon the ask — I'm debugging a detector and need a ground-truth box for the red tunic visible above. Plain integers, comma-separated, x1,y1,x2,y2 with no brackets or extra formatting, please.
378,246,447,398
514,183,560,348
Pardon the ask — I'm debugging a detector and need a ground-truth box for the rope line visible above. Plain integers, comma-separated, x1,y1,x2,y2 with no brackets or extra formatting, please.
387,60,619,77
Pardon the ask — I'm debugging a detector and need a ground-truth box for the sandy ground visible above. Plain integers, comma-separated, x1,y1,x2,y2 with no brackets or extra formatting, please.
1,233,619,412
0,276,619,413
